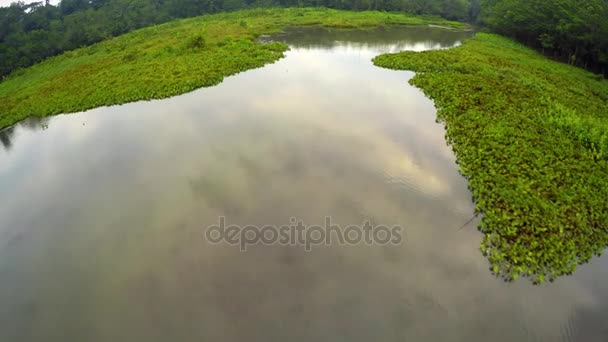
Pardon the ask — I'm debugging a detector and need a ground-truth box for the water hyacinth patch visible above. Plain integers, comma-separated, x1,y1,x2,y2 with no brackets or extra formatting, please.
373,33,608,283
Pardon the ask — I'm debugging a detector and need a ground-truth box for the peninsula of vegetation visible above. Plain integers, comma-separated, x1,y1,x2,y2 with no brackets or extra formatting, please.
374,34,608,283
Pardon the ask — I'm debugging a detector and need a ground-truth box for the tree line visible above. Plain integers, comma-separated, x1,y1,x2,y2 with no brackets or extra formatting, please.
0,0,607,78
0,0,473,77
480,0,608,77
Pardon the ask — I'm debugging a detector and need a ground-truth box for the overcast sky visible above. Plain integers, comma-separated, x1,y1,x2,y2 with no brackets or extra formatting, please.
0,0,59,7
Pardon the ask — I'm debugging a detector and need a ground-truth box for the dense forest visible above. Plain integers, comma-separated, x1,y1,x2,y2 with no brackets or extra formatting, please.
0,0,607,78
481,0,608,76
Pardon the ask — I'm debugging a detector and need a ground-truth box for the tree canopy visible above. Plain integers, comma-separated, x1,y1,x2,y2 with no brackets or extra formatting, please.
481,0,608,76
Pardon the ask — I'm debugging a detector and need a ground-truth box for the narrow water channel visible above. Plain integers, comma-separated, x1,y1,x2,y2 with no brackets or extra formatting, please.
0,26,606,341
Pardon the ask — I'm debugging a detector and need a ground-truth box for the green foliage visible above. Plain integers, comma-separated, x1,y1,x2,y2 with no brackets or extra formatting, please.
185,34,207,49
374,33,608,283
0,0,479,78
0,8,465,129
480,0,608,76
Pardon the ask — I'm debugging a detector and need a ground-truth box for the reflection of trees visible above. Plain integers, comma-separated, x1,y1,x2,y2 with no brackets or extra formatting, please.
262,26,473,51
20,116,46,130
0,116,48,151
0,126,15,151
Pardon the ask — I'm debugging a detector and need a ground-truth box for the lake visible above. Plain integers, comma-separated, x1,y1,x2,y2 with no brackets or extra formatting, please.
0,26,607,341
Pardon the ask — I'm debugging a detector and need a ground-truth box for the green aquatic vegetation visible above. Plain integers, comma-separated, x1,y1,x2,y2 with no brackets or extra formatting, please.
0,7,464,130
373,33,608,283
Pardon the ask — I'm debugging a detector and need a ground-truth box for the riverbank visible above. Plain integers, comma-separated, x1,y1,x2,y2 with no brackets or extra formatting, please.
374,33,608,283
0,7,464,130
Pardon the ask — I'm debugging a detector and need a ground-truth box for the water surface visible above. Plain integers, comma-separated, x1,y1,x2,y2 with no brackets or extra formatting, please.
1,26,607,342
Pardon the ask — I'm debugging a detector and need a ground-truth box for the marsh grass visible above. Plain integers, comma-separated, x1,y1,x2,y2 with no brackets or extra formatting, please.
374,33,608,283
0,7,464,129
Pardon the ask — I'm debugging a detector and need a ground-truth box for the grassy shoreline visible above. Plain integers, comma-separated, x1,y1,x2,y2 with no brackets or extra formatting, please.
0,7,464,130
374,33,608,283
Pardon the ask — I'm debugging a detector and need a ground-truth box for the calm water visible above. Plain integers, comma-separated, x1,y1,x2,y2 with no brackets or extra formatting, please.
1,26,607,342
